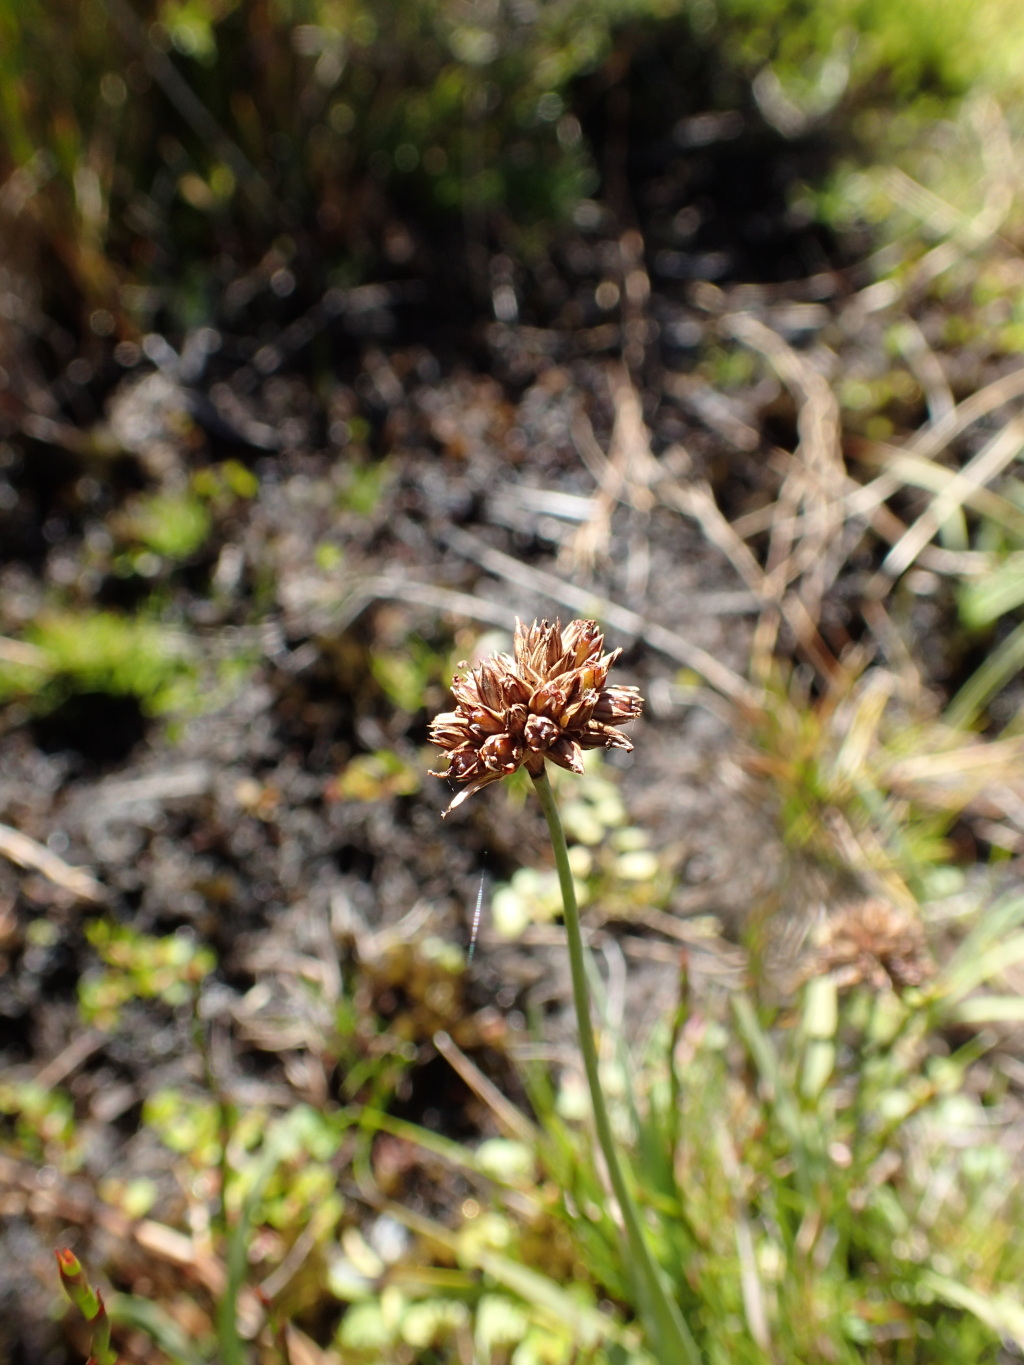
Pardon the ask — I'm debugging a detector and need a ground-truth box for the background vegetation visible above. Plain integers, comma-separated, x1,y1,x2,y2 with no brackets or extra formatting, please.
3,0,1024,1361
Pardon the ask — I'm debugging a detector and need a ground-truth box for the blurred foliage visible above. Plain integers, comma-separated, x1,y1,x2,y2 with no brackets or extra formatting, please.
0,1080,84,1171
0,608,196,714
716,0,1024,103
112,489,211,561
0,0,601,328
79,919,215,1029
515,893,1024,1363
370,636,443,713
337,458,389,517
328,747,421,800
493,761,668,939
3,0,1024,336
10,823,1024,1361
191,457,260,503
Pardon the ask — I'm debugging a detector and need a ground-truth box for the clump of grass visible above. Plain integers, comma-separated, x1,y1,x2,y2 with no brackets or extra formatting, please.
7,0,1023,343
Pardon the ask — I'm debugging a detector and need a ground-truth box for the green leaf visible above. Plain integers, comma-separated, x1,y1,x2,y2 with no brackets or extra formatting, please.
960,553,1024,628
940,929,1024,1002
951,994,1024,1023
922,1272,1024,1349
109,1293,211,1365
945,618,1024,728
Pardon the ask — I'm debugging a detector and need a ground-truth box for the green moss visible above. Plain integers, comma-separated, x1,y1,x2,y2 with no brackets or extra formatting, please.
117,491,212,561
79,920,215,1029
0,610,196,715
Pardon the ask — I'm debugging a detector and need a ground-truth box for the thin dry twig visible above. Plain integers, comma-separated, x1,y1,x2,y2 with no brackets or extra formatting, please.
32,1031,107,1091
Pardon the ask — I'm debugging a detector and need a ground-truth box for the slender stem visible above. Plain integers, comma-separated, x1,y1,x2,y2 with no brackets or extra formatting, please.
192,990,233,1243
531,768,701,1365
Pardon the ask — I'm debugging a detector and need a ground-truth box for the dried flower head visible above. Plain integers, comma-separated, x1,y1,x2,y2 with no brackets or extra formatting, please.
429,617,643,815
808,897,933,994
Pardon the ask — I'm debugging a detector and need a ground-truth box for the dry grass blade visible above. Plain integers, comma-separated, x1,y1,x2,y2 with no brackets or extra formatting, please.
878,729,1024,850
909,363,1024,461
848,363,1024,523
722,312,846,680
715,1125,771,1352
657,446,764,594
684,314,849,683
819,807,917,910
723,313,845,602
442,522,761,708
0,820,106,904
663,373,761,452
0,636,49,668
330,574,517,636
891,318,955,425
282,1324,337,1365
434,1029,538,1144
852,441,1024,543
568,363,658,572
876,416,1024,584
656,445,842,684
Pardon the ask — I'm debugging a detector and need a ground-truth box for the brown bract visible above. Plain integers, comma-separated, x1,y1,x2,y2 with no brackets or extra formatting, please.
429,617,643,815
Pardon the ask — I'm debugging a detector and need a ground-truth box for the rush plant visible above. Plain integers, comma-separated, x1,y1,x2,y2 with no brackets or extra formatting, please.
429,617,698,1363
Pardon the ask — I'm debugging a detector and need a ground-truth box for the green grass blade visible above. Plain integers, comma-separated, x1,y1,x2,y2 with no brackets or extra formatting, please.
940,929,1024,1002
922,1272,1024,1350
945,618,1024,728
951,994,1024,1023
217,1138,284,1365
108,1293,211,1365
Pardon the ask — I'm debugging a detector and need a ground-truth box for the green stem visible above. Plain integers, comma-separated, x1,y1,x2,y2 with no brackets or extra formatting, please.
192,990,233,1242
531,768,701,1365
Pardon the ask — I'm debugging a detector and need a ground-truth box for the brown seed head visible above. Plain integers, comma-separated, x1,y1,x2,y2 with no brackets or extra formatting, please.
429,618,643,815
808,897,933,994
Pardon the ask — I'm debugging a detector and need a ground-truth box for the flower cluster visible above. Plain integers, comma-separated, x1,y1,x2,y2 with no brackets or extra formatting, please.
429,617,643,814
